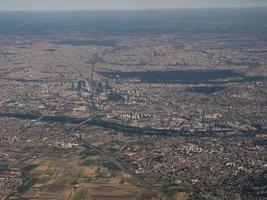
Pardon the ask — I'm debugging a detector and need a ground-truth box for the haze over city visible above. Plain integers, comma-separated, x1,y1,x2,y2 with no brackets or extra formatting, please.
0,0,266,200
0,0,267,10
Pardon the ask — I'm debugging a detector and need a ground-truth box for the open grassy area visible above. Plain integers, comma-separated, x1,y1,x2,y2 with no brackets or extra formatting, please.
18,178,38,193
73,189,89,200
81,159,95,166
22,164,39,172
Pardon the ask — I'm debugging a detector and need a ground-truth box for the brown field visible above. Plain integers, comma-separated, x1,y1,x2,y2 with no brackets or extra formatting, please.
14,148,140,200
80,166,99,177
31,165,49,173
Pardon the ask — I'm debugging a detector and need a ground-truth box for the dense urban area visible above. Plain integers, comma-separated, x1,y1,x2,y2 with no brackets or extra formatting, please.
0,10,267,200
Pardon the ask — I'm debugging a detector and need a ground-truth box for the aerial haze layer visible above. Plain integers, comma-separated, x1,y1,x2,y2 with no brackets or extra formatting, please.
0,0,267,10
0,2,266,200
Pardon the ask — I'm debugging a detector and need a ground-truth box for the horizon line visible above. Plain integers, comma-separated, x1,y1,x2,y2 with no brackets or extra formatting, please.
0,6,267,12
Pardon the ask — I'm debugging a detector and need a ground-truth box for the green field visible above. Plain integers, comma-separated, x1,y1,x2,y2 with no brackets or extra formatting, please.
18,178,38,193
74,189,89,200
81,159,95,166
22,164,39,172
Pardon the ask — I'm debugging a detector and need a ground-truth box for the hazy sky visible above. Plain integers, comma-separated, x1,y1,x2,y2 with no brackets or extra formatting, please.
0,0,266,11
